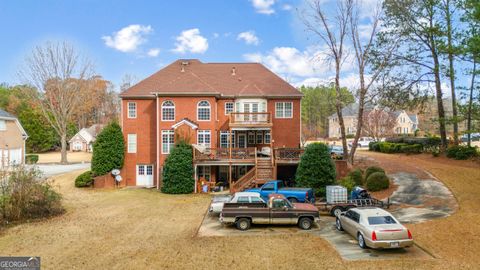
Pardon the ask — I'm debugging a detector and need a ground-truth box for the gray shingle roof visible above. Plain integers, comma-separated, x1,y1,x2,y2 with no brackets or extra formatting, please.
0,109,16,119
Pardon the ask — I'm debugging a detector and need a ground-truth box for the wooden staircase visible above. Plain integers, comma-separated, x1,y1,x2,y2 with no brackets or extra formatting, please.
231,156,274,193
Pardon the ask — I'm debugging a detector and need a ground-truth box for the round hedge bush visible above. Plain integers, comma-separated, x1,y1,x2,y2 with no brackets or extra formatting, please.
348,168,363,186
366,172,390,191
75,171,93,187
365,166,385,180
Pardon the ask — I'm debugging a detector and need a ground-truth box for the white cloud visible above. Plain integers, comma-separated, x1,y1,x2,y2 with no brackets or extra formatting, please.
282,4,293,11
213,33,220,38
250,0,276,15
244,46,335,78
237,31,260,45
147,48,160,57
102,24,152,52
172,28,208,54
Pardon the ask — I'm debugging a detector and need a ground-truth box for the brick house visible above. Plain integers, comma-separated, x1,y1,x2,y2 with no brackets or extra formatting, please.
120,59,303,191
0,109,28,168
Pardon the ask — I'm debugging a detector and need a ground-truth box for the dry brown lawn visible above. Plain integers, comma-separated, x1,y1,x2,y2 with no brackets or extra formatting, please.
37,151,92,164
0,153,478,269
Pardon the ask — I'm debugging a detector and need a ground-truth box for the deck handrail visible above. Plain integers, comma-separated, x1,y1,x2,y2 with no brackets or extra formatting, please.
274,148,304,160
231,167,256,193
193,147,256,161
229,112,271,125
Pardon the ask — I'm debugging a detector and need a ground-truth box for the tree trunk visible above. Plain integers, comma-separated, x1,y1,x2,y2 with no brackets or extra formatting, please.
433,55,448,150
467,60,476,147
348,70,366,164
60,133,68,164
445,0,458,145
335,61,349,162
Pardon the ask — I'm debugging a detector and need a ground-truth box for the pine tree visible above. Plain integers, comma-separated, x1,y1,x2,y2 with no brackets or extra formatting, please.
91,122,125,176
295,143,336,196
161,142,194,194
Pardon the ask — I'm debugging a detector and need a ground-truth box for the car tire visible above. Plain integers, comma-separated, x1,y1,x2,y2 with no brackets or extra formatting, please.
358,233,367,249
288,197,298,203
298,217,313,230
330,206,344,217
235,218,251,231
335,218,344,231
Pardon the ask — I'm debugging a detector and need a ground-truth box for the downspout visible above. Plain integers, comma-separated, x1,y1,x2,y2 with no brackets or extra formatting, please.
156,94,160,190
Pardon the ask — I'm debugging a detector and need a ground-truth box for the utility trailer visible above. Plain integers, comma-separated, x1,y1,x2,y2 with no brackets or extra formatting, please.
315,197,390,217
317,186,390,216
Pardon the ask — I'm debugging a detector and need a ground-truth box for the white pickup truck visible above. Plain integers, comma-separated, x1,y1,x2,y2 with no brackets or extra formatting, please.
209,192,264,214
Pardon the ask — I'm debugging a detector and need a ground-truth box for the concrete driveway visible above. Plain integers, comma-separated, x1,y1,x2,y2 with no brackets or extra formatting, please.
28,163,90,178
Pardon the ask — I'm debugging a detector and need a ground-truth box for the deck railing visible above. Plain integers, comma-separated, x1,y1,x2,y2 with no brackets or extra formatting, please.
229,112,271,126
193,147,256,161
274,148,304,161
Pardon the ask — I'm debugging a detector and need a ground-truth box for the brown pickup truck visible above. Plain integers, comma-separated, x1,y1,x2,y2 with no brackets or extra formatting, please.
220,194,320,230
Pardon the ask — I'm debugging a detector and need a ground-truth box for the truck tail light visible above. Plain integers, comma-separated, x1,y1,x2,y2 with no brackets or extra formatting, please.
306,191,309,200
407,229,413,239
372,231,377,241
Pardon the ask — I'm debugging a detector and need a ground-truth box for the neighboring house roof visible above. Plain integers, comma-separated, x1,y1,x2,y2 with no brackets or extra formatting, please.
69,124,104,144
120,59,303,99
408,114,418,124
328,103,362,118
0,109,28,139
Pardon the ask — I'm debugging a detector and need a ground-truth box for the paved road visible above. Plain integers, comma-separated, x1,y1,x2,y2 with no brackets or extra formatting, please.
28,163,91,178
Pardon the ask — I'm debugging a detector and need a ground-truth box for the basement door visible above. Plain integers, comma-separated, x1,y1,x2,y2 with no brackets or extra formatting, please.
136,164,154,186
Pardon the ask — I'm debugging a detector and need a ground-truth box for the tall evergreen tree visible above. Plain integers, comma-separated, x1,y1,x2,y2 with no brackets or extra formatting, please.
91,122,125,176
161,142,194,194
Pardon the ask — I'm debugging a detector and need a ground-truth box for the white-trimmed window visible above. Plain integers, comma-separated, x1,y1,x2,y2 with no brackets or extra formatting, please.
161,130,175,154
275,102,293,118
197,100,211,121
162,100,175,121
0,120,5,131
225,102,234,115
248,132,255,144
256,131,263,144
127,102,137,118
264,131,271,144
197,130,211,147
127,134,137,153
220,131,235,148
198,166,211,181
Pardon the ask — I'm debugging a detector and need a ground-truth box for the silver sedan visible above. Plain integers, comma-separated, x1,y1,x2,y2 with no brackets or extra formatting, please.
336,207,414,249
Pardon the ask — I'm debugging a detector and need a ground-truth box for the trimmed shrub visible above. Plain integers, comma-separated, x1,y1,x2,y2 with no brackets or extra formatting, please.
25,154,39,164
348,168,363,186
366,172,390,191
0,166,63,224
446,145,479,160
400,144,423,154
339,176,356,194
295,143,336,197
91,122,125,176
369,142,380,152
75,171,93,187
162,142,195,194
365,166,385,180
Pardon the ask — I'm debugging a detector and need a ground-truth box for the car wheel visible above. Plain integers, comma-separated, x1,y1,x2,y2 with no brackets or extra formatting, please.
335,218,343,231
298,217,313,230
358,233,367,249
330,206,344,217
288,197,298,203
235,218,251,231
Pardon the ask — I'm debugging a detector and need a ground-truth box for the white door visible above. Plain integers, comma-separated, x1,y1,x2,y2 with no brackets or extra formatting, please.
9,149,22,165
136,165,154,186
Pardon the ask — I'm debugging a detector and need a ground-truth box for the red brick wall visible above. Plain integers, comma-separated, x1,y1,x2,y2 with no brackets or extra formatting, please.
121,96,301,186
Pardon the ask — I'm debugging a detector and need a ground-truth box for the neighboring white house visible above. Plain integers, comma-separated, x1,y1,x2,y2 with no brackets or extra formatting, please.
0,109,28,167
328,104,418,138
69,124,104,152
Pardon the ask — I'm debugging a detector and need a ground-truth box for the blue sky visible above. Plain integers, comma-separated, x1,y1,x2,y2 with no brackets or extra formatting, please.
0,0,333,89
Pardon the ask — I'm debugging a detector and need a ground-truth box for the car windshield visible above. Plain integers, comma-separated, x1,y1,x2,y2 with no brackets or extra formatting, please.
368,216,397,225
277,181,285,189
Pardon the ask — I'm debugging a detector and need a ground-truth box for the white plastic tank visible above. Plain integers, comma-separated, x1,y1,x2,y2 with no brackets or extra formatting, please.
326,185,348,203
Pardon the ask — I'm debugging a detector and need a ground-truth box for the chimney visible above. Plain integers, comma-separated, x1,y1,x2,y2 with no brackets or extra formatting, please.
231,67,236,76
181,61,189,72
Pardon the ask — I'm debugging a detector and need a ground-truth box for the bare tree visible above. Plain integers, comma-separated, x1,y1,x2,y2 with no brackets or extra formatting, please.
347,0,398,164
361,108,397,141
19,41,93,164
302,0,354,161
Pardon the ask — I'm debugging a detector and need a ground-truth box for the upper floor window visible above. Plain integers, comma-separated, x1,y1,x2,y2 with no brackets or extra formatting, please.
0,120,5,131
275,102,293,118
127,134,137,153
127,102,137,118
162,100,175,121
225,102,234,115
220,131,235,148
197,100,211,121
